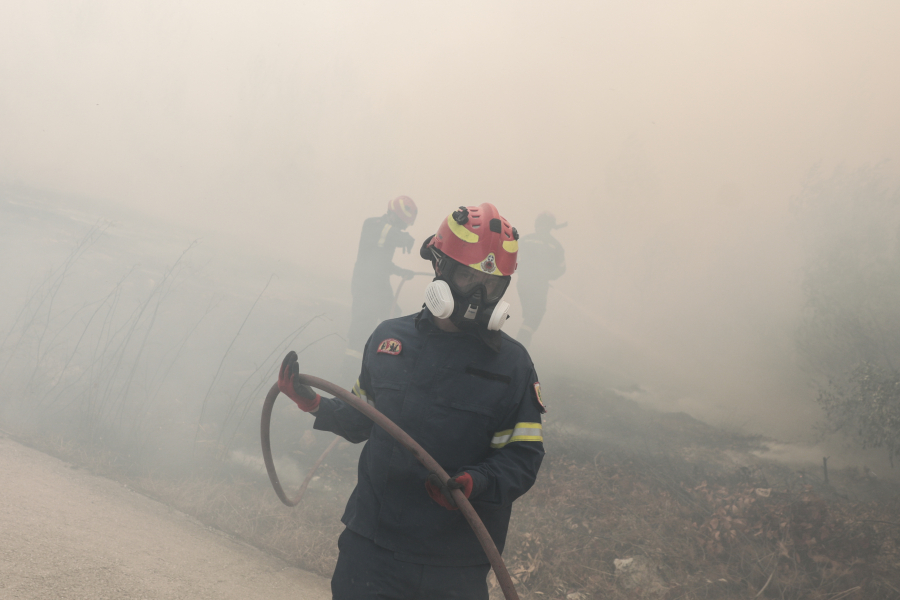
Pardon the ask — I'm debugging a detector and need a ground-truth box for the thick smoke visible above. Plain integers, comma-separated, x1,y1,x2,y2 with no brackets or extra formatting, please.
1,1,900,463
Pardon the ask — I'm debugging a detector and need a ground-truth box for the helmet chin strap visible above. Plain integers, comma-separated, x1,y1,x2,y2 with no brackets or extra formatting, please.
424,279,509,331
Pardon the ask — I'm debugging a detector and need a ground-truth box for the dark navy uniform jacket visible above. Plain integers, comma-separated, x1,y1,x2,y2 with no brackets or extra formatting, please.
517,231,566,290
351,214,415,293
314,308,545,566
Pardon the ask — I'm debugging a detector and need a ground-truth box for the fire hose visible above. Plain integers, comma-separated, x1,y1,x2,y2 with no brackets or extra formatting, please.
260,375,521,600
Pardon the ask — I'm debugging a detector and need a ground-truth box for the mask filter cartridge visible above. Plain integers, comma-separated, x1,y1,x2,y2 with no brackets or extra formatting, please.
487,300,511,331
424,280,455,319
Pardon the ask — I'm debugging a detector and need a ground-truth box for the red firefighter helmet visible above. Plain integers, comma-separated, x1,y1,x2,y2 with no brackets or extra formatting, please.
388,195,417,226
423,203,518,276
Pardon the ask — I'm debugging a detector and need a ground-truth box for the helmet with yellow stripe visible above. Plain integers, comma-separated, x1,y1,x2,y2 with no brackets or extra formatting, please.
419,203,519,332
388,195,417,226
422,203,519,276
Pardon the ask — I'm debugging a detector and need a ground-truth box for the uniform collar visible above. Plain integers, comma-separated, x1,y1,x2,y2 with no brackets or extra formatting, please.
415,308,502,353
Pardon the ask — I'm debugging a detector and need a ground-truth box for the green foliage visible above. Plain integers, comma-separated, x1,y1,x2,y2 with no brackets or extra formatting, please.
818,363,900,466
795,167,900,462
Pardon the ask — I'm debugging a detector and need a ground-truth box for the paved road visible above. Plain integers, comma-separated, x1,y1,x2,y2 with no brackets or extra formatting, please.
0,435,331,600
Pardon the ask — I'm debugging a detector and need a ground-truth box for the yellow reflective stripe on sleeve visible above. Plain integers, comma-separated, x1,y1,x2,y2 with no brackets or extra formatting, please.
490,422,543,448
377,224,392,248
352,379,374,406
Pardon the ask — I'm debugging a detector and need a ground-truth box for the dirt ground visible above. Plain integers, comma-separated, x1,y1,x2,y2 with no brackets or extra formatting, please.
0,434,332,600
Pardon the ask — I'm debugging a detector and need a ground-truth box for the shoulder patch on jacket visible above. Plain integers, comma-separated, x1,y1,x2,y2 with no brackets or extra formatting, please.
532,382,547,413
377,338,402,355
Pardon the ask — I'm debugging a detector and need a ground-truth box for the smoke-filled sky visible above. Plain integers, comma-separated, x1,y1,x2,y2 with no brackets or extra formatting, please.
3,0,900,438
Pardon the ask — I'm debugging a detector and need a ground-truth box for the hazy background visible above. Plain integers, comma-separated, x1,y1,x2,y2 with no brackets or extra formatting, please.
3,0,900,449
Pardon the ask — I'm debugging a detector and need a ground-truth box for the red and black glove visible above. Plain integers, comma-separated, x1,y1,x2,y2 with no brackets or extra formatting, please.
425,472,474,510
277,351,321,412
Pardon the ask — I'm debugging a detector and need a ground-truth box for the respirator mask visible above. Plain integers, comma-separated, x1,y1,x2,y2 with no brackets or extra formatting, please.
424,250,511,331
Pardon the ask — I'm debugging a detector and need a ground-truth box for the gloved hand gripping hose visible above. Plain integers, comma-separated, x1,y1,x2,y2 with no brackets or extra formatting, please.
260,376,521,600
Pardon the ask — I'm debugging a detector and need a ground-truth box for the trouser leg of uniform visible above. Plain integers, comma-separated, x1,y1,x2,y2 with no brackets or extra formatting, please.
416,562,490,600
346,293,381,352
332,529,417,599
342,282,393,385
518,283,549,347
331,529,490,600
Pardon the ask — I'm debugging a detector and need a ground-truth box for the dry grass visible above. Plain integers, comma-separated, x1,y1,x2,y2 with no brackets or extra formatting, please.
485,377,900,599
495,447,900,599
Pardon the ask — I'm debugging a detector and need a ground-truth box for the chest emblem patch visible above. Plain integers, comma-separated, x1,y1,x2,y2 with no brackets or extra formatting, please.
377,338,402,355
533,382,547,414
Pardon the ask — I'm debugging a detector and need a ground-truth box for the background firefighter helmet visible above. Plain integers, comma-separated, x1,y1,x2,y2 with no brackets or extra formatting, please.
420,203,518,331
535,211,567,233
388,195,418,226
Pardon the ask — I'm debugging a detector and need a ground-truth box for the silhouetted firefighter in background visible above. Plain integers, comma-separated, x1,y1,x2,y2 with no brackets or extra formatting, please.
516,212,566,348
340,196,417,382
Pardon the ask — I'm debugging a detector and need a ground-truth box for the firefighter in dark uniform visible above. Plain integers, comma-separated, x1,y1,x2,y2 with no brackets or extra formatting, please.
278,203,545,600
340,196,418,383
516,211,566,348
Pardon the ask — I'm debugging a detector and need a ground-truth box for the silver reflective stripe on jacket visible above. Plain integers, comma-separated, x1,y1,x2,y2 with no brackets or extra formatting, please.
490,422,543,448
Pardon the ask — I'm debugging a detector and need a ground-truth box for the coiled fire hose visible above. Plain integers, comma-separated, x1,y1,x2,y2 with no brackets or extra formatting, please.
260,375,521,600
